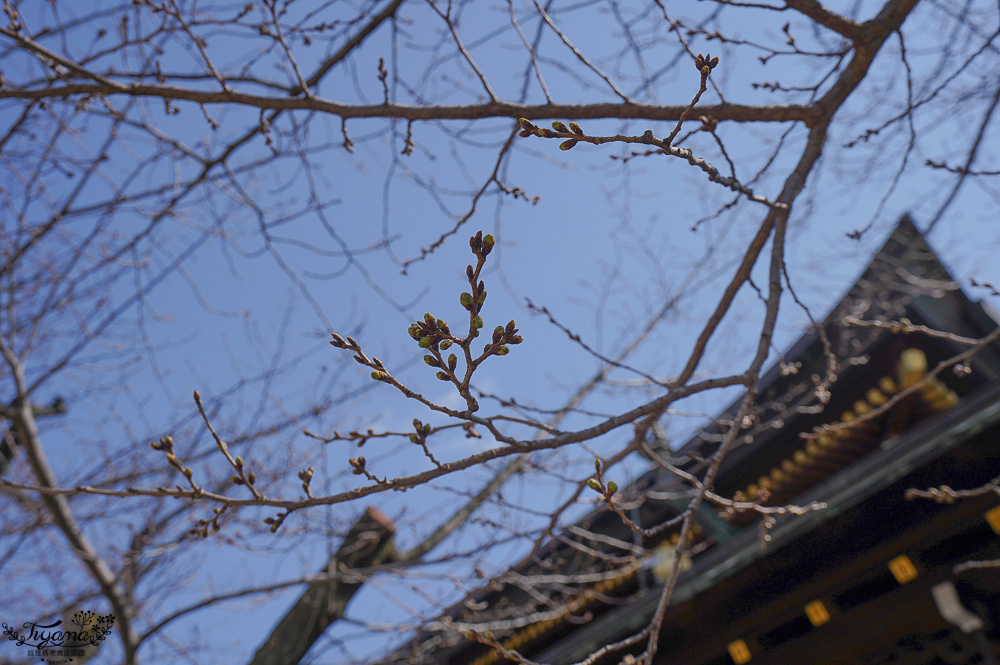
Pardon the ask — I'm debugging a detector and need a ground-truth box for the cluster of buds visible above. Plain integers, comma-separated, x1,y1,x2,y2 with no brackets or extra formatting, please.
518,118,585,151
4,0,24,33
298,465,314,497
190,505,226,538
349,456,367,475
330,333,391,382
150,434,194,480
329,333,359,350
468,229,495,261
408,312,453,354
586,458,619,495
229,455,256,486
485,319,522,357
424,349,459,382
263,510,288,533
695,53,720,77
410,419,432,444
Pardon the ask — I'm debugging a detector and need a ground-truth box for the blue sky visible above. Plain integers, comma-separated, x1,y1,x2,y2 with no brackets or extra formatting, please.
2,0,999,663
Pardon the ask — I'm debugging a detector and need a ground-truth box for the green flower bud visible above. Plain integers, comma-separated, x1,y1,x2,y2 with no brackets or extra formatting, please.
439,339,453,350
587,478,600,490
371,370,384,380
419,336,434,348
551,120,569,133
607,481,618,494
409,434,419,443
569,122,584,135
559,139,579,151
496,346,510,356
423,355,439,367
436,371,449,381
448,353,458,371
482,234,495,256
460,292,474,308
472,315,484,328
408,324,421,339
701,65,710,76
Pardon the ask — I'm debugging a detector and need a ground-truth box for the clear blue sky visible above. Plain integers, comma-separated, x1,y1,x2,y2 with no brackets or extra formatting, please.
2,0,999,663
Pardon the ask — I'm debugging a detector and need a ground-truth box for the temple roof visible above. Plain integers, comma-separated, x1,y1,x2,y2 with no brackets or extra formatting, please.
383,215,1000,665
